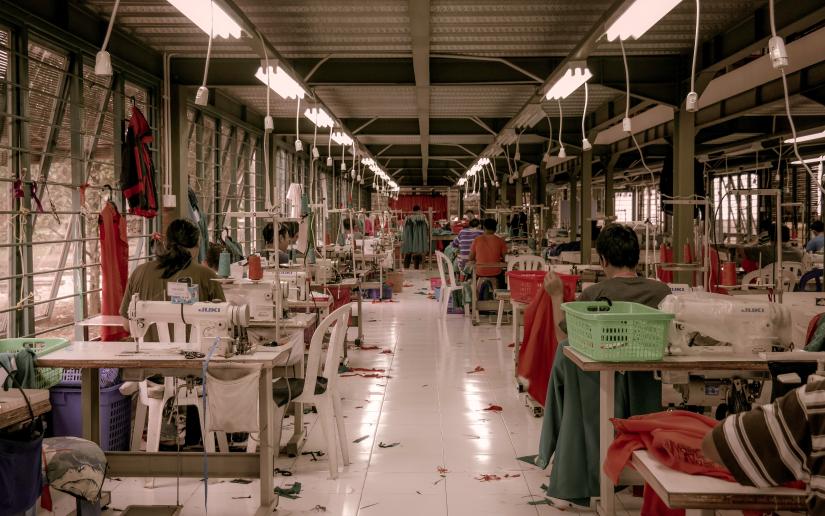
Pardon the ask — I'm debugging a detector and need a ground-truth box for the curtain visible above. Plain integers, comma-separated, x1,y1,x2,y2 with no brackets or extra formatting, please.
390,195,448,223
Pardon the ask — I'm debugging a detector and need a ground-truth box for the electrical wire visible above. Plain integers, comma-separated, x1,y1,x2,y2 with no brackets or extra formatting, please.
295,97,301,146
581,82,589,141
619,38,653,176
557,100,564,155
200,1,214,91
100,0,120,52
689,0,701,95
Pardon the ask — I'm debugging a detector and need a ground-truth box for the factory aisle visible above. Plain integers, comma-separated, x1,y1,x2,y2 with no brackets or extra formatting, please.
44,272,641,516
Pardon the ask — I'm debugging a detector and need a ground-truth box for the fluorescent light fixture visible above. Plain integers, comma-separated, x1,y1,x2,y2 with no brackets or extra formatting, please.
255,65,306,100
605,0,682,42
496,129,517,146
167,0,243,38
457,178,466,186
361,158,375,166
791,155,825,165
304,107,334,128
513,102,546,129
785,128,825,144
331,132,353,146
545,66,592,100
479,158,490,166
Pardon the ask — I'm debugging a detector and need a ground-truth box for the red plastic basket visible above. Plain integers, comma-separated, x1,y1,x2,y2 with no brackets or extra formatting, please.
556,273,580,302
506,270,547,303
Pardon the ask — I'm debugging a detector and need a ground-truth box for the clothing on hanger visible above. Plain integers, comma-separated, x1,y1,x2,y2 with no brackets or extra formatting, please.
120,105,158,218
99,201,129,341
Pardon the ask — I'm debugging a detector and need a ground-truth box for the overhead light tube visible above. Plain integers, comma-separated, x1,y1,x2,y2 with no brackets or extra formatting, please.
167,0,243,38
255,65,306,100
545,65,593,101
605,0,682,42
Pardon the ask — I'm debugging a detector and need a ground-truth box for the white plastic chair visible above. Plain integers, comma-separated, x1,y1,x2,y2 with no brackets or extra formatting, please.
741,265,797,292
783,261,804,278
247,304,352,479
435,251,465,318
497,255,547,327
129,321,229,456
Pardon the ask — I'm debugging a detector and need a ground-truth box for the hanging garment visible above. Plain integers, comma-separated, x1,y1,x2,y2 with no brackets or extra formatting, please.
99,202,129,341
188,188,208,263
120,106,158,218
222,235,245,263
401,213,430,255
364,216,373,236
516,289,559,406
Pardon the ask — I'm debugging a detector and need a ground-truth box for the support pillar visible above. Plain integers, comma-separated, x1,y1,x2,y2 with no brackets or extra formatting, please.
674,108,696,284
169,85,190,223
581,150,593,264
568,166,578,243
69,54,88,341
605,155,616,219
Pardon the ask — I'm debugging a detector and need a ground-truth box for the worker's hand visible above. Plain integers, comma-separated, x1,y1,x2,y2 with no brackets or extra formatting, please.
543,270,563,298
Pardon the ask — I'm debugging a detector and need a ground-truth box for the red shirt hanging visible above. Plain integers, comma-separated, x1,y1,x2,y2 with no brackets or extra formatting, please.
99,202,129,341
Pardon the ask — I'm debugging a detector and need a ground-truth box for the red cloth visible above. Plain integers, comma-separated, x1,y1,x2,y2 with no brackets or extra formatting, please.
98,202,129,341
389,195,447,222
658,244,673,283
364,217,373,236
516,290,559,407
807,313,825,345
120,106,158,218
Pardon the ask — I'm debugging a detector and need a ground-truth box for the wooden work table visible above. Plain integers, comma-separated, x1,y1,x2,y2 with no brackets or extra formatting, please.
562,346,770,516
38,338,298,516
0,389,50,429
632,450,806,514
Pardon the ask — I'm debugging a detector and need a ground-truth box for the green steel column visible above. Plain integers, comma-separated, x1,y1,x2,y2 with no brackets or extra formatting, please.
568,165,578,243
69,54,88,340
169,85,190,222
674,108,696,284
581,150,593,264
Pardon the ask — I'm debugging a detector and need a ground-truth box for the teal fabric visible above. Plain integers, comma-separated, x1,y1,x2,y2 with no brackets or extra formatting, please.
401,213,429,255
535,341,662,504
806,314,825,352
0,349,38,390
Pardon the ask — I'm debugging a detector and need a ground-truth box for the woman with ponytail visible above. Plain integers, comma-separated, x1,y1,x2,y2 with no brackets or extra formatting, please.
119,219,225,333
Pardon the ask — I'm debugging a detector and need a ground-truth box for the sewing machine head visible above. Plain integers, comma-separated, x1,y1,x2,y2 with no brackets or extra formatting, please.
223,279,282,321
127,294,250,354
660,292,792,355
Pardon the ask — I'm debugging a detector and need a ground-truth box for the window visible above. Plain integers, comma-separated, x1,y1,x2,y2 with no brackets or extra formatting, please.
712,172,758,243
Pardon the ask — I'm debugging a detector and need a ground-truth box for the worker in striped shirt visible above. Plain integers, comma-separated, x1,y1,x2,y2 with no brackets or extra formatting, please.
702,380,820,512
452,218,483,270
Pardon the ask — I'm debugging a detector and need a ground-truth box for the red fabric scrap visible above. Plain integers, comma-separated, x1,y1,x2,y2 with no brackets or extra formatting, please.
507,342,515,348
475,474,501,482
466,366,485,374
437,466,449,475
380,349,394,354
348,367,385,372
516,289,559,407
483,404,503,412
358,345,380,350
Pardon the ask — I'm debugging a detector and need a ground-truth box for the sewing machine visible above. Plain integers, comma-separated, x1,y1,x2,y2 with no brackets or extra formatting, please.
127,294,250,355
223,279,289,322
658,292,791,415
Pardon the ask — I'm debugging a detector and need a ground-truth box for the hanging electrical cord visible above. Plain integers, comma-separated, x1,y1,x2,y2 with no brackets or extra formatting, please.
557,101,566,158
619,39,653,175
94,0,119,76
581,82,591,150
686,0,701,112
258,31,274,210
543,115,554,163
769,0,825,196
194,0,214,106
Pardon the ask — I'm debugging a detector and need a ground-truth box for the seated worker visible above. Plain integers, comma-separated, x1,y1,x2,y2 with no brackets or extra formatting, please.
531,223,671,510
452,218,483,270
806,220,824,252
701,380,823,513
468,218,508,288
120,219,225,448
337,217,363,246
262,222,291,264
739,223,803,270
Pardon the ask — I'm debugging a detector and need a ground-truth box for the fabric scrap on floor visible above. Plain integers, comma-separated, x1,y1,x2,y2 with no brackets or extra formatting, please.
274,482,302,499
378,441,400,448
353,435,370,443
483,404,503,412
466,366,485,374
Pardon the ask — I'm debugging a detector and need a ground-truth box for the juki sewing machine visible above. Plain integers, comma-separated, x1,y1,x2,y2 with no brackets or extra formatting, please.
658,292,793,417
127,294,251,356
223,279,289,322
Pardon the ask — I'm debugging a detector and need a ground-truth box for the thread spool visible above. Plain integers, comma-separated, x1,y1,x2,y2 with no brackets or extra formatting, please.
218,251,231,278
721,261,737,286
248,254,263,280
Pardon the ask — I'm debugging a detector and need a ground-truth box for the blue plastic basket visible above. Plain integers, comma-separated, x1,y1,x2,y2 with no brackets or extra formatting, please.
49,382,131,451
59,368,120,388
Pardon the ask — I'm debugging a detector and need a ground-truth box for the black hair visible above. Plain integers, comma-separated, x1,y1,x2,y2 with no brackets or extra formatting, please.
263,223,274,245
812,220,824,233
781,225,791,243
595,223,640,269
482,218,497,232
412,205,421,212
205,242,224,270
279,226,288,239
342,218,352,231
465,209,474,215
758,219,773,234
284,221,299,238
157,219,199,279
469,218,480,228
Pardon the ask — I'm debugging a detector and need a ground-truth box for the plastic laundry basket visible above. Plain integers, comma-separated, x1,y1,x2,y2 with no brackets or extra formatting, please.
0,338,69,389
561,301,674,362
49,382,131,451
506,271,546,304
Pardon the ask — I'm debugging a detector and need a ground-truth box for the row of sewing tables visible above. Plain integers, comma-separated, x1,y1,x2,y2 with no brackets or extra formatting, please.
37,332,303,516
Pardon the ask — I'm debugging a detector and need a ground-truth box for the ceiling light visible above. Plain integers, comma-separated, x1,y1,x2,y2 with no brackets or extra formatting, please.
605,0,682,42
331,131,353,146
545,65,592,100
496,129,517,146
167,0,243,38
255,65,306,100
785,129,825,144
304,107,334,128
791,155,825,165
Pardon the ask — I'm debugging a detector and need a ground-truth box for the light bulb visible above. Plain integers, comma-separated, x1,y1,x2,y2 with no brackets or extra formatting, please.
195,86,209,106
340,161,346,171
558,146,567,158
326,157,333,167
95,50,112,77
295,139,303,152
582,138,592,151
264,115,274,133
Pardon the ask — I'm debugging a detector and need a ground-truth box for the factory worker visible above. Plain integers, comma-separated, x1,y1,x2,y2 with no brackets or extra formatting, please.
529,223,671,510
120,219,225,330
806,220,824,252
262,222,291,264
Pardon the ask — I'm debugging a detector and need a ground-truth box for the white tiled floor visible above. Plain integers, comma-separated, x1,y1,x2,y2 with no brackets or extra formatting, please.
42,271,643,516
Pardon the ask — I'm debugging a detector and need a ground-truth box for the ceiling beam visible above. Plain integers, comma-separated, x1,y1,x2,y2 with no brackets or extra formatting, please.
409,0,430,186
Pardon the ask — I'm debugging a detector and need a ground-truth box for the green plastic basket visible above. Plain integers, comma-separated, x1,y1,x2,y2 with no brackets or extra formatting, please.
0,338,69,389
561,301,674,362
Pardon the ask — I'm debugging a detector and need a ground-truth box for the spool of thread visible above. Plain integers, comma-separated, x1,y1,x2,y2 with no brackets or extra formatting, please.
218,251,231,278
721,261,737,286
248,254,263,280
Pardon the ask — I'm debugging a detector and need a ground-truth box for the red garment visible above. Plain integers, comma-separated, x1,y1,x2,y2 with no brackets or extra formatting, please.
516,289,559,407
807,313,825,345
364,217,373,236
99,202,129,341
389,195,448,222
120,106,158,218
658,244,673,283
